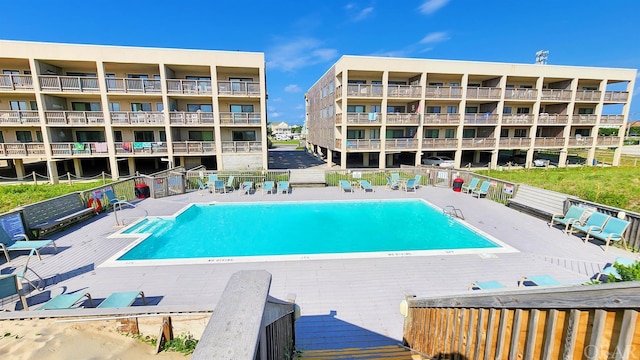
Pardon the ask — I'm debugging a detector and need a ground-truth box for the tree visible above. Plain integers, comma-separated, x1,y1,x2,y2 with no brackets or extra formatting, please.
291,125,302,133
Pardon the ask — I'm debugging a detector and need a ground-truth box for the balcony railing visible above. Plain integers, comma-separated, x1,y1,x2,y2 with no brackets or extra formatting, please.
386,138,418,150
540,89,572,101
172,141,216,155
0,74,34,91
219,112,261,125
0,110,40,125
597,136,621,146
534,137,565,147
39,75,100,92
345,139,381,150
44,111,105,125
114,141,168,155
0,143,46,157
537,113,569,125
503,88,537,100
421,138,458,149
169,111,215,125
335,84,342,99
217,81,260,96
110,112,165,125
501,114,533,125
603,91,629,102
461,137,496,148
463,113,499,124
221,141,262,153
425,86,462,98
346,84,383,97
166,79,212,95
600,114,625,125
386,113,420,125
387,85,421,98
499,137,531,147
567,136,594,147
106,78,162,93
575,90,601,101
423,113,460,125
572,114,597,124
344,112,381,124
466,87,501,99
50,142,110,157
335,113,342,125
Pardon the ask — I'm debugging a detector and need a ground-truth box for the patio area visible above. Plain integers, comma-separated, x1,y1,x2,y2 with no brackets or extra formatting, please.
0,184,634,351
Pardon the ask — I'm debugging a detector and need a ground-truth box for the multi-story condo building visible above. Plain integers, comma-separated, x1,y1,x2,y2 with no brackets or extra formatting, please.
0,40,267,182
305,56,636,169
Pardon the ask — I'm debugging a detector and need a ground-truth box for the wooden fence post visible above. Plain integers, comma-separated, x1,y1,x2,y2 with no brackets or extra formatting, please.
32,171,37,185
67,172,72,185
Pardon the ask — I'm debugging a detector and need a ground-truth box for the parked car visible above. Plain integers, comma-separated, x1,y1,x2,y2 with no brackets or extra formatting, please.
422,156,455,167
533,159,550,167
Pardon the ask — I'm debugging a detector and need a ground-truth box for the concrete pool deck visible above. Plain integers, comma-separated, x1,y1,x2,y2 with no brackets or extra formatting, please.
0,185,634,351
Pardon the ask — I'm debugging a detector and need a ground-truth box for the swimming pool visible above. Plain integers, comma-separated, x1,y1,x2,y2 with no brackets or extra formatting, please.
104,199,516,266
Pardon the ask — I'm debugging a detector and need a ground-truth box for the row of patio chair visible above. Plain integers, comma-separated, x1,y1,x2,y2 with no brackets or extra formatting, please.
385,173,421,192
550,205,630,251
461,178,490,199
197,176,290,195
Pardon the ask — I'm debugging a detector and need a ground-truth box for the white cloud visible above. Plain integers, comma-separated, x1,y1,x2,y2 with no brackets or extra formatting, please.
270,111,282,118
345,3,355,10
285,84,302,93
353,7,374,21
270,97,283,103
267,38,338,72
420,31,449,44
418,0,449,15
295,104,305,110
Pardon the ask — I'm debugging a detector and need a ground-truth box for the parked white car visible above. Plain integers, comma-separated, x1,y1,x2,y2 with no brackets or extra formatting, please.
422,156,455,168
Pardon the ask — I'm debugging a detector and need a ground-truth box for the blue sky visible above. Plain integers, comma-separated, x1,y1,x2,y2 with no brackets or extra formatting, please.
1,0,639,124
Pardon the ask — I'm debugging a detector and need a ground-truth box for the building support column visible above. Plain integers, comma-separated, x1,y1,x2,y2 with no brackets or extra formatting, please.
586,146,596,166
340,150,346,169
13,159,25,179
386,153,394,167
379,151,386,169
473,151,481,164
363,152,370,167
558,150,568,167
47,160,59,185
489,151,499,170
73,158,83,177
128,158,136,176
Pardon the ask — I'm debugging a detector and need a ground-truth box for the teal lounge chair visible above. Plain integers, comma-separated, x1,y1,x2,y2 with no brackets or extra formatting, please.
97,291,146,308
391,172,400,183
570,211,610,237
402,178,418,192
0,227,57,262
471,181,490,199
358,179,375,192
0,274,28,310
595,257,636,281
104,188,130,210
339,180,354,193
213,180,226,194
519,275,562,287
40,292,94,310
16,248,46,290
277,181,289,194
469,280,506,291
550,205,586,234
196,179,210,195
261,181,275,195
584,217,630,251
461,178,479,194
224,176,236,193
239,181,253,195
413,174,422,188
385,176,399,191
207,174,218,186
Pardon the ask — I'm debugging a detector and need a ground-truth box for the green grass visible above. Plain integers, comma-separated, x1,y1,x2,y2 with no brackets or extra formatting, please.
0,181,110,214
477,166,640,213
271,139,300,145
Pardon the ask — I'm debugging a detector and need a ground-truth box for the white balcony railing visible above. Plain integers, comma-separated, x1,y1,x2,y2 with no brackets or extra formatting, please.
110,112,165,125
504,88,537,100
460,138,496,148
221,141,262,153
114,141,168,155
344,139,381,150
423,113,460,125
502,114,534,125
0,74,34,91
346,84,383,97
385,138,418,149
534,137,565,147
540,89,572,101
219,112,261,125
0,110,40,124
44,111,105,125
421,138,458,149
169,111,215,124
39,76,100,92
466,87,501,99
572,114,597,124
499,137,531,147
167,79,212,95
345,112,381,124
425,86,463,98
106,78,162,93
600,115,624,125
172,141,216,154
537,114,569,125
387,85,421,98
386,113,420,125
463,113,499,124
603,91,629,102
575,90,601,101
217,81,260,96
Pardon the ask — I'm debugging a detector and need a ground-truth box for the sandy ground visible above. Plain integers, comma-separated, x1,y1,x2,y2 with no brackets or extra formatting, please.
0,315,210,360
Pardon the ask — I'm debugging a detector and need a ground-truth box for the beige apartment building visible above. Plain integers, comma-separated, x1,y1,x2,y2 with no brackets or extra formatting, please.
0,40,267,182
305,56,636,169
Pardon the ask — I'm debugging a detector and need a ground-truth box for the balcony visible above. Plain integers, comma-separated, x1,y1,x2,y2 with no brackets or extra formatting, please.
499,137,531,147
50,142,109,157
169,111,215,125
421,138,458,149
44,111,105,125
504,88,537,100
217,81,260,96
534,137,565,147
0,143,46,158
600,115,624,125
0,74,34,91
386,113,420,125
346,84,383,97
335,84,342,99
0,110,40,125
39,75,100,93
603,91,629,102
110,112,165,125
387,85,421,98
164,79,211,95
335,113,342,125
221,141,262,153
344,139,381,150
461,137,496,148
502,114,533,125
466,87,501,99
537,114,569,125
575,90,601,101
219,112,261,125
385,138,418,150
115,141,168,155
463,113,499,124
423,113,460,125
572,114,597,125
596,136,621,146
106,78,162,94
425,86,462,99
540,89,572,101
567,136,594,147
172,141,216,155
344,112,381,125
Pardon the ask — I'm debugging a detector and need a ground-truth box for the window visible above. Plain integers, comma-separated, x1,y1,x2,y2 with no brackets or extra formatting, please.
387,106,405,113
388,81,407,85
506,84,515,89
156,103,163,111
347,130,364,139
369,129,380,139
426,106,441,114
71,102,100,111
514,129,527,137
188,131,214,141
386,129,405,138
445,129,456,138
424,129,439,138
9,101,27,110
503,106,512,114
128,74,149,79
346,105,366,113
16,131,32,142
131,103,151,112
36,131,43,142
328,105,334,116
66,72,96,77
516,107,530,114
134,131,154,142
230,104,254,112
76,131,105,142
159,131,166,142
465,106,478,114
575,129,591,136
500,128,509,138
447,106,458,114
348,80,366,84
29,101,37,110
582,86,598,91
520,85,533,89
109,102,120,111
462,129,476,138
370,105,381,113
578,108,594,114
429,82,443,86
0,131,3,143
188,104,213,112
468,83,481,87
232,130,256,141
114,131,123,142
328,81,334,93
449,82,460,86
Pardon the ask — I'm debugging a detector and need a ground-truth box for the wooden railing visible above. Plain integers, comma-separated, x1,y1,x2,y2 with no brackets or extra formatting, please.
600,114,625,125
45,111,105,125
499,137,531,147
50,142,110,156
461,138,496,148
604,91,629,102
421,138,458,149
402,282,640,360
0,74,34,90
567,136,594,147
596,136,622,146
575,90,602,101
423,113,460,125
345,139,381,150
502,114,533,125
39,75,100,92
346,84,383,97
114,142,168,155
345,112,381,124
534,137,565,147
0,110,40,124
386,138,418,149
573,114,597,124
537,114,569,125
0,143,46,157
166,79,212,95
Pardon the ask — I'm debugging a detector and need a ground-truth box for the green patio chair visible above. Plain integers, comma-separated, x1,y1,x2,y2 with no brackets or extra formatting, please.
40,292,94,310
0,274,28,310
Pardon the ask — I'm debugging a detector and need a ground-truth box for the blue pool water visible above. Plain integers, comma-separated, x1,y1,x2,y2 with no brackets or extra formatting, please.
116,200,502,262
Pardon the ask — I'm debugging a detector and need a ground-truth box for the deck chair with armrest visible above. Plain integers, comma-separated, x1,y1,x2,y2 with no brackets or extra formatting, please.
16,249,46,291
104,188,130,209
469,280,506,291
239,181,253,195
413,174,422,188
40,292,94,310
471,180,490,199
277,180,289,194
196,179,210,196
584,217,630,251
461,178,480,194
261,181,275,195
207,174,218,187
97,291,146,308
358,179,375,192
594,257,636,282
519,274,562,287
224,175,236,193
549,205,587,234
569,211,610,237
0,273,29,311
0,227,57,262
401,178,418,192
212,180,226,194
385,176,399,191
339,180,354,193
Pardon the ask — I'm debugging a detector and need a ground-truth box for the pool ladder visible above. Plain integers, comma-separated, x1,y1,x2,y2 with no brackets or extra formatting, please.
443,205,465,220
